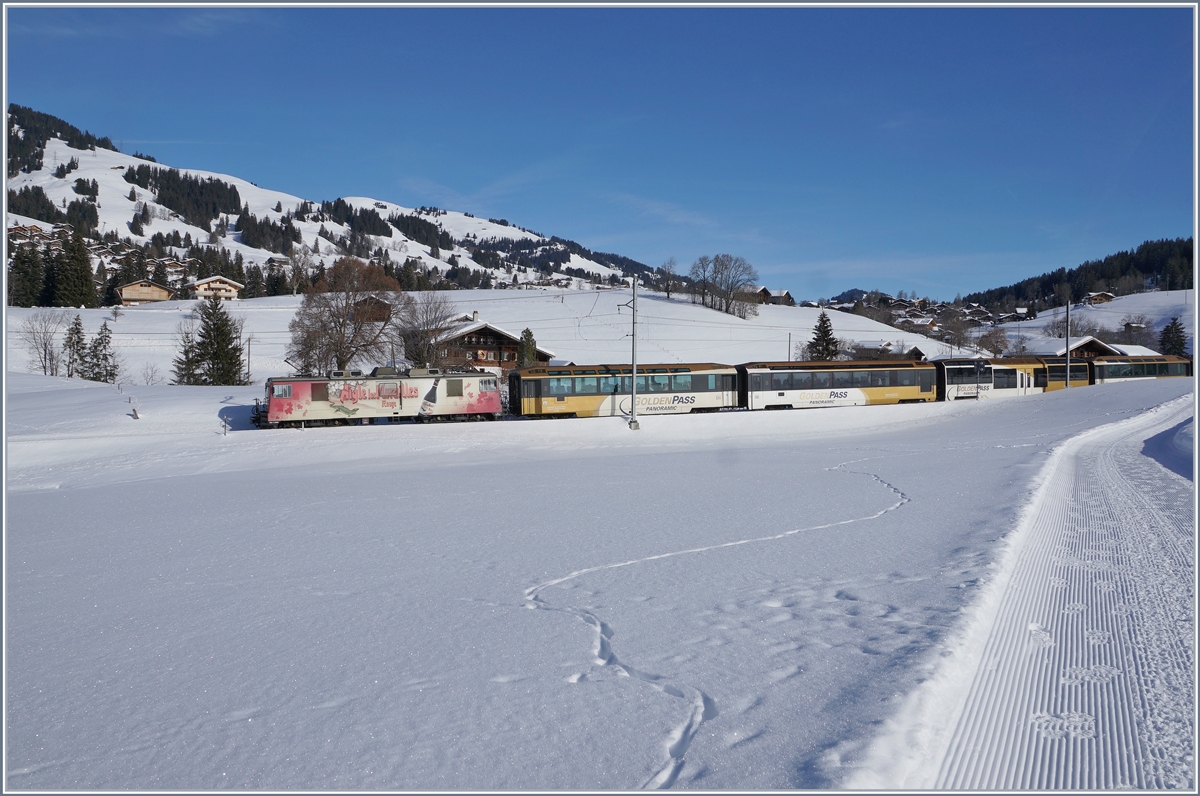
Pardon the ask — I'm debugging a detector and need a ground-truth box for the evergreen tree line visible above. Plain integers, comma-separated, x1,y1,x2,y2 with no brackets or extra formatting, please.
54,156,79,178
61,315,120,382
963,238,1193,314
123,165,241,230
7,103,118,177
315,199,393,238
236,205,302,253
387,211,452,250
7,185,100,236
7,233,99,308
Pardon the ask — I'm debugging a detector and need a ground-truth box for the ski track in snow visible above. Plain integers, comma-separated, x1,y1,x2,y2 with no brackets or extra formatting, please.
854,393,1194,790
524,461,911,789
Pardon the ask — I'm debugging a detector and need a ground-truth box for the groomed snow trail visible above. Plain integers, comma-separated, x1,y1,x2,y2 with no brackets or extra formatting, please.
926,395,1195,789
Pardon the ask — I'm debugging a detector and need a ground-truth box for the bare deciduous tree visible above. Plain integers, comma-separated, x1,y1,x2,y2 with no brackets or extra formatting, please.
976,327,1010,357
659,257,678,300
709,253,759,316
19,309,68,375
287,256,412,373
401,291,458,368
689,255,712,306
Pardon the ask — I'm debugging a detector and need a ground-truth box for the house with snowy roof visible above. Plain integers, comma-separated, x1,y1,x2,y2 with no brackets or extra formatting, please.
432,312,555,371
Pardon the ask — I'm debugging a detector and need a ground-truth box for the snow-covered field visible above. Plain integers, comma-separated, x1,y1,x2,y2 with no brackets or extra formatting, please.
5,362,1193,788
5,288,958,384
999,290,1195,352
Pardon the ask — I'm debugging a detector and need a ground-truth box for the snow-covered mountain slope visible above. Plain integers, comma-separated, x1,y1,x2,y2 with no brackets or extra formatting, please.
7,137,619,286
996,290,1195,347
5,288,957,384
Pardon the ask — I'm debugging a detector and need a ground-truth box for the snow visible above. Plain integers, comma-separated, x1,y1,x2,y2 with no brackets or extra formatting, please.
1000,290,1196,353
5,349,1194,788
5,289,959,385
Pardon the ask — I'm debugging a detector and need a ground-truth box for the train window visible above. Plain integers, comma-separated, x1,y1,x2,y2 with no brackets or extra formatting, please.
793,371,813,389
575,377,598,394
447,379,464,397
750,374,763,391
772,372,792,390
993,370,1017,389
272,384,292,399
897,370,916,387
547,378,573,395
1071,364,1088,381
1156,363,1168,375
853,371,871,388
522,380,540,398
812,371,831,388
649,375,670,392
869,370,890,387
702,374,718,391
671,374,693,391
919,370,934,392
1132,363,1145,377
480,379,498,392
311,383,329,401
1035,369,1047,388
635,376,648,393
833,371,852,388
379,382,399,399
600,376,621,394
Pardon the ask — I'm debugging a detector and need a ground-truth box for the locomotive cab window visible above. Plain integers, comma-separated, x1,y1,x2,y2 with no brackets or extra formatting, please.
447,379,463,397
379,382,398,399
273,384,292,399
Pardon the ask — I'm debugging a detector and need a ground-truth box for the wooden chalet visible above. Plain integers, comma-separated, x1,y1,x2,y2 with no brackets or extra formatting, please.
434,313,554,372
117,279,175,305
187,275,244,300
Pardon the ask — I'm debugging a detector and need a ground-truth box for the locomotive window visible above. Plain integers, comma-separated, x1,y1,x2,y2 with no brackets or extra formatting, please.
812,371,831,389
480,378,498,392
379,382,399,399
833,371,852,388
447,379,464,397
272,384,292,399
897,370,916,387
853,371,871,388
649,375,670,392
772,372,792,390
575,377,598,394
547,378,573,395
793,371,813,389
311,383,329,401
671,374,692,391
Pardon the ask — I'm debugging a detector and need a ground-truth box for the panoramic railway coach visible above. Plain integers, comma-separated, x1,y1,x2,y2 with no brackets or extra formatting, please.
938,357,1047,401
1089,355,1192,384
508,363,738,418
738,360,937,410
254,367,501,427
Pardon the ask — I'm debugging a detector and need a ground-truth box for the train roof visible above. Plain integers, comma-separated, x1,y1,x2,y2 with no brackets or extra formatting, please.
738,360,933,371
513,363,736,376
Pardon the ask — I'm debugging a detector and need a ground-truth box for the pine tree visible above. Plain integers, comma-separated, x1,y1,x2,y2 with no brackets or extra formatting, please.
130,212,144,236
171,321,202,385
151,260,169,287
808,311,840,361
518,328,538,367
53,233,99,308
84,321,118,383
63,314,88,378
194,296,247,385
7,246,43,307
1159,317,1189,357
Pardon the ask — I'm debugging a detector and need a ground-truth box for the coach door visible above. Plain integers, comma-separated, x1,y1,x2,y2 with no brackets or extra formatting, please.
721,373,736,408
522,377,543,416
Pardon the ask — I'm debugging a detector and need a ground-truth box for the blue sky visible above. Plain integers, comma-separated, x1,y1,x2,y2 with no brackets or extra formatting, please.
6,6,1194,300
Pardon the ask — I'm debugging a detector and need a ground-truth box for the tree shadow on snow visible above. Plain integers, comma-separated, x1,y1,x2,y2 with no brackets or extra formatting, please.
1141,417,1193,481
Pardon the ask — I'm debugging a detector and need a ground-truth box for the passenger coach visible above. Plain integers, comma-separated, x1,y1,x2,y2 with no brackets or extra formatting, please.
738,360,937,410
509,363,738,418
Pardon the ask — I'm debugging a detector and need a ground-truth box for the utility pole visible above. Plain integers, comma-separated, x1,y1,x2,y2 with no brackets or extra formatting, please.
629,277,639,430
1065,295,1071,389
788,333,792,361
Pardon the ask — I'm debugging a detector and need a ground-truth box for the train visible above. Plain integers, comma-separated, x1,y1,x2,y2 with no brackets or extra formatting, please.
251,354,1191,428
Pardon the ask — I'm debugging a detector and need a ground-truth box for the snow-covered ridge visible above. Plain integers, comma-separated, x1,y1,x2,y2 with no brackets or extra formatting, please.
7,137,619,286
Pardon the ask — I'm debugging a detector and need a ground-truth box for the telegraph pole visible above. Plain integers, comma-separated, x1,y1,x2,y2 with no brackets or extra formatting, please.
629,277,639,430
1065,295,1071,389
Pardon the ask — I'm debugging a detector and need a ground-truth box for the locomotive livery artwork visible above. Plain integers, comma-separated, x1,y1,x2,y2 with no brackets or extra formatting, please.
252,355,1191,428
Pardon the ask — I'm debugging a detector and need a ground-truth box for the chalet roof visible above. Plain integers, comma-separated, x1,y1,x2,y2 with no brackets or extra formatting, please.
117,279,174,292
1016,335,1120,357
187,275,245,289
1107,344,1162,356
434,319,556,358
